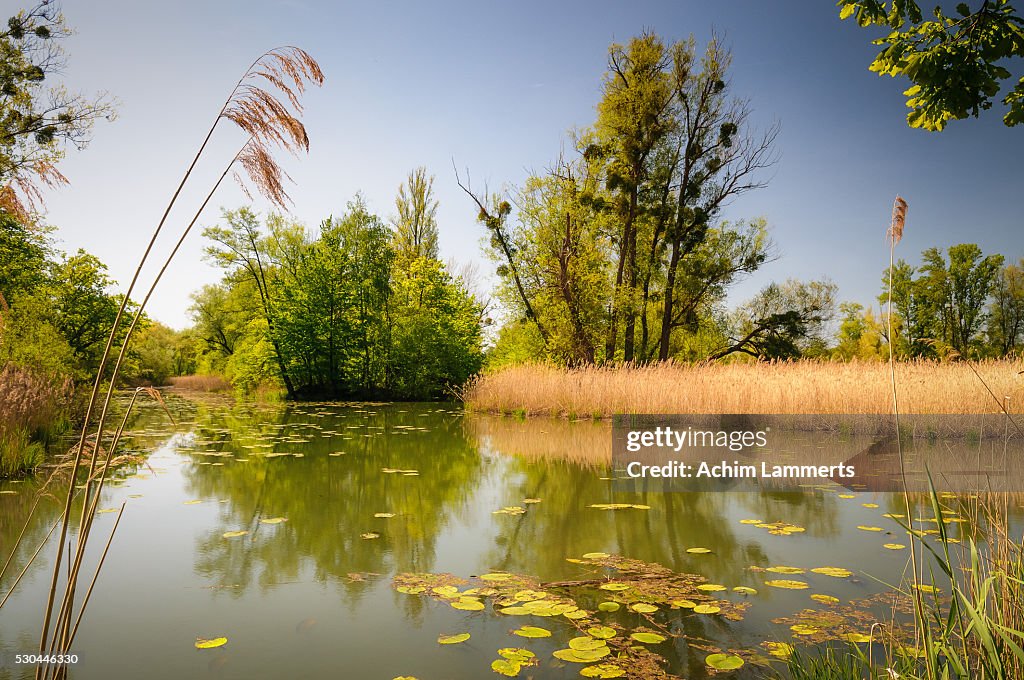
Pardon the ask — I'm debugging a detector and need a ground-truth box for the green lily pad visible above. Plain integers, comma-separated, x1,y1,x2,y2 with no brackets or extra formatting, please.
706,653,744,670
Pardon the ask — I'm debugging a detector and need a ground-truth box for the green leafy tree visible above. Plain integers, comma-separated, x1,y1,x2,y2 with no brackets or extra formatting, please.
392,167,439,261
987,259,1024,354
1,1,114,216
838,0,1024,129
711,279,837,360
833,302,886,360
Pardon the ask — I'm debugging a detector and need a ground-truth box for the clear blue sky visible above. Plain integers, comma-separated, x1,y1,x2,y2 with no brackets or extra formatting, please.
38,0,1024,329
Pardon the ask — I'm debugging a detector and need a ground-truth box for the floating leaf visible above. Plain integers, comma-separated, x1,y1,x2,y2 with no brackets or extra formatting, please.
765,579,809,590
437,632,471,645
629,603,658,614
500,606,531,616
672,599,697,609
697,584,726,592
480,573,512,581
514,589,547,601
491,659,521,676
260,517,287,524
374,512,396,518
563,609,589,620
523,498,542,504
597,601,620,612
582,552,610,559
598,583,630,591
862,503,879,508
857,525,883,532
360,532,380,539
222,530,248,539
733,586,757,595
553,648,610,663
693,604,720,614
884,543,906,550
686,547,711,554
396,585,426,594
433,585,460,597
766,566,805,574
706,653,744,670
810,594,840,605
580,663,626,678
587,626,616,640
498,648,535,662
569,636,608,652
844,632,873,643
513,626,551,638
451,599,485,611
629,632,666,644
791,624,819,635
765,641,794,659
838,494,855,499
183,500,203,505
630,504,650,510
811,567,853,578
739,519,763,524
195,636,228,649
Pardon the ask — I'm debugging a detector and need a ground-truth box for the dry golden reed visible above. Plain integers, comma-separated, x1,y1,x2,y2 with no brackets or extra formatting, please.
464,359,1024,417
168,374,231,393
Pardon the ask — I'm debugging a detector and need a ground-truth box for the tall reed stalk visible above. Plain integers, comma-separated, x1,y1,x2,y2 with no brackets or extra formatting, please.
0,46,323,680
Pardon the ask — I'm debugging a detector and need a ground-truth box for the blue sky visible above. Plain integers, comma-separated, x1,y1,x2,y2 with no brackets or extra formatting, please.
38,0,1024,328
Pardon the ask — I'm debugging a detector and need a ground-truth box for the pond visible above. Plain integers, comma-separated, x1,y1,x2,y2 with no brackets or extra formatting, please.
1,396,1019,679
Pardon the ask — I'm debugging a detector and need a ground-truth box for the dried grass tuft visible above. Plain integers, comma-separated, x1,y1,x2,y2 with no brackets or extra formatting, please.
889,195,908,245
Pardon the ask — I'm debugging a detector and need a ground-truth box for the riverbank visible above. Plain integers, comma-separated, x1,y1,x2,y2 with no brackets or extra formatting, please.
463,359,1024,417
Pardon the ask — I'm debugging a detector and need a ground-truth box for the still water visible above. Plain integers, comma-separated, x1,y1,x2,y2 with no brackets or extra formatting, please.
0,396,1017,679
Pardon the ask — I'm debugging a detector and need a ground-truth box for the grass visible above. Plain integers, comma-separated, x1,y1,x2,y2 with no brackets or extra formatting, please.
0,365,73,477
463,359,1024,417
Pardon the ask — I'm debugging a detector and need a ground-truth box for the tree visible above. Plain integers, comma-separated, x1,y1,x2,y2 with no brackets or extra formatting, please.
833,302,886,360
711,279,837,360
392,167,439,261
1,1,114,217
594,32,676,362
203,207,297,398
0,210,48,306
838,0,1024,130
987,259,1024,354
656,36,778,360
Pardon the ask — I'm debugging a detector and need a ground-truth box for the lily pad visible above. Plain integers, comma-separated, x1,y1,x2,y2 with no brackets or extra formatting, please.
629,603,658,614
568,637,608,652
811,567,853,578
597,601,620,612
587,626,616,639
580,663,626,678
513,626,551,638
260,517,287,524
686,547,712,554
553,647,610,663
765,579,809,590
693,604,720,614
222,530,248,539
437,632,471,645
705,653,744,670
491,659,521,676
630,632,667,644
195,636,228,649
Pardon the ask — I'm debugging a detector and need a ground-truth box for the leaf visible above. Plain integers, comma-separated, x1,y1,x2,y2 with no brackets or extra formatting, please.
765,579,809,590
791,624,819,635
739,518,763,524
498,648,535,662
438,632,471,645
491,659,521,676
810,594,840,605
686,547,711,554
884,543,906,550
732,586,758,595
580,663,626,678
693,604,720,614
811,567,853,578
598,583,630,591
844,632,873,643
766,641,794,659
858,525,884,532
766,566,805,574
183,500,203,505
222,530,248,538
513,626,551,638
582,552,610,559
705,653,744,670
587,626,616,639
597,601,620,612
195,636,228,649
629,603,658,613
260,517,287,524
697,584,726,592
374,512,396,518
360,532,380,539
553,647,610,662
569,637,608,652
630,632,667,644
522,498,542,504
451,599,485,611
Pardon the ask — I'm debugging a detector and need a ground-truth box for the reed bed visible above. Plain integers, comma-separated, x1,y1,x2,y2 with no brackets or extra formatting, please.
464,359,1024,417
167,373,231,393
0,365,73,476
